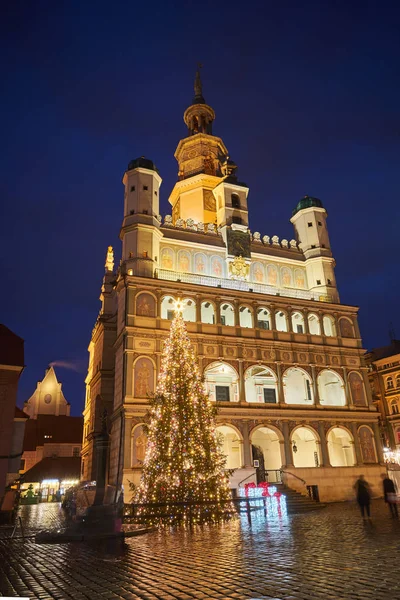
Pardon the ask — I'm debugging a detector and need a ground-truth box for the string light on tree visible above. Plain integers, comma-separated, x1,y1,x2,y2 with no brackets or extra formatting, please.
135,301,234,525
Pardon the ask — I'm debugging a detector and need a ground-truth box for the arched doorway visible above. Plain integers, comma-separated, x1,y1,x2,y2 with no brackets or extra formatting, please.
327,427,356,466
204,362,239,402
216,425,243,469
291,426,320,468
251,426,283,483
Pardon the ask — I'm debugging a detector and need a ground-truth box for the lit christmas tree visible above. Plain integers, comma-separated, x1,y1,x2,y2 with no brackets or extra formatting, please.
135,301,234,525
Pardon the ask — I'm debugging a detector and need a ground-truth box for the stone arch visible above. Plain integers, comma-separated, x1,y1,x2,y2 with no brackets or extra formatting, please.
177,249,191,273
131,423,148,467
133,356,156,398
275,309,289,332
291,425,321,468
239,305,253,328
283,367,314,405
201,300,216,324
160,295,176,320
160,247,175,270
323,314,337,337
181,297,196,322
250,425,284,482
204,361,239,402
348,371,367,406
358,425,378,464
291,310,306,334
317,369,346,406
256,307,271,330
194,252,208,275
244,365,278,404
220,302,235,326
216,423,243,469
308,312,321,335
327,426,356,467
339,317,355,338
136,292,156,317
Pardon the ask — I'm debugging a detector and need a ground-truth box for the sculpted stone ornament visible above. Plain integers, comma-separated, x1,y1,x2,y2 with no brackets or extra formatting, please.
207,223,216,234
272,235,280,246
262,235,270,245
228,255,250,281
197,221,205,232
105,246,114,272
281,239,289,248
289,239,298,249
253,231,261,242
175,218,184,228
164,215,173,226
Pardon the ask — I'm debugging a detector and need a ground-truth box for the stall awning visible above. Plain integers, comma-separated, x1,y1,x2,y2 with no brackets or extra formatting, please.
21,457,81,483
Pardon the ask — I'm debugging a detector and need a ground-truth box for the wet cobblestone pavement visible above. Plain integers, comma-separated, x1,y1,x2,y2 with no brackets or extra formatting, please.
1,500,400,600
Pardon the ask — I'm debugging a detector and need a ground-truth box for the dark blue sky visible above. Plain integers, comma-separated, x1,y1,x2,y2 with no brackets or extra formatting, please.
1,0,399,415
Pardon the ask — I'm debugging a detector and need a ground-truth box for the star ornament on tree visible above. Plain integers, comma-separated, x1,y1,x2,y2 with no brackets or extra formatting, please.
174,297,185,314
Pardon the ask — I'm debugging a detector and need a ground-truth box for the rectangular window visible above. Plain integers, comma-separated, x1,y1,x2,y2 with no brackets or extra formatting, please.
258,320,270,330
296,324,304,334
232,216,242,224
327,278,331,285
316,279,321,285
263,389,277,404
215,385,230,402
318,221,322,226
308,222,313,227
130,209,135,215
143,185,148,191
154,191,158,196
143,209,148,214
311,244,316,248
130,185,135,192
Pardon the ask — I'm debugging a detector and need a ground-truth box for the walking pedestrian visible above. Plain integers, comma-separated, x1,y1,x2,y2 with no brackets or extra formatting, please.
381,473,398,518
354,474,372,520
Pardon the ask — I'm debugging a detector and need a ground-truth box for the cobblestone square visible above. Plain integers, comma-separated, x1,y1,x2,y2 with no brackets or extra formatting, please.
1,501,400,600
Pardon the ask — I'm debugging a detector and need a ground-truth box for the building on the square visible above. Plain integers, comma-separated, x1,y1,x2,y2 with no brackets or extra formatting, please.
82,71,385,502
23,366,70,418
365,339,400,461
0,325,28,495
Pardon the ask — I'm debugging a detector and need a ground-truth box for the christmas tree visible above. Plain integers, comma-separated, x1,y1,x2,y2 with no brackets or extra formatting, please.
135,302,234,525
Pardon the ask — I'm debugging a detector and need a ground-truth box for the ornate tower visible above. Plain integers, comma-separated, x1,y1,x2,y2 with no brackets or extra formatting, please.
290,196,339,302
120,157,163,277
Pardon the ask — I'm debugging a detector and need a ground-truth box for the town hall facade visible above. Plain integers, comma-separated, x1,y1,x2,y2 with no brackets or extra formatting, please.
81,71,384,502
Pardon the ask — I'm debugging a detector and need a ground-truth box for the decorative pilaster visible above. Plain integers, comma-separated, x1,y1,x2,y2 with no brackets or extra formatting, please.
282,421,293,466
372,421,385,464
276,362,285,405
238,359,246,405
350,422,363,465
317,421,330,467
342,367,352,408
242,421,252,467
310,364,321,406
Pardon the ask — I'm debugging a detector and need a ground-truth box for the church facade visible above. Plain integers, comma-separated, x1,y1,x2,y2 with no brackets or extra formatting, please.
81,72,384,502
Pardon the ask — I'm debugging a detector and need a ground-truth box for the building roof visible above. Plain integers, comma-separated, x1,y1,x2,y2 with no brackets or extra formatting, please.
292,195,324,217
21,456,81,483
14,406,29,419
127,156,158,173
0,324,24,367
23,415,83,451
368,339,400,362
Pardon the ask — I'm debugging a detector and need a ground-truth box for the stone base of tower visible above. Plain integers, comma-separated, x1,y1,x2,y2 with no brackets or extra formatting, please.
282,465,386,503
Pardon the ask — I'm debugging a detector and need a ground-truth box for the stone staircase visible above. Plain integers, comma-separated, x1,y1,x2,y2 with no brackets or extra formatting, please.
279,484,326,513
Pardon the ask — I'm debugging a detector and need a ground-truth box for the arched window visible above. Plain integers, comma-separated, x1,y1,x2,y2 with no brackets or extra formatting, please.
275,310,288,332
291,311,305,334
231,194,240,209
339,317,355,338
358,426,377,464
216,425,242,469
256,308,271,330
204,362,239,402
239,306,253,328
387,376,394,390
323,315,336,337
245,366,278,404
136,293,156,317
391,400,399,415
250,426,283,482
348,372,367,406
133,357,155,398
291,427,320,468
201,301,215,324
327,427,356,467
131,424,148,467
220,303,235,326
161,295,176,320
308,313,321,335
283,368,314,405
317,370,346,406
181,298,196,323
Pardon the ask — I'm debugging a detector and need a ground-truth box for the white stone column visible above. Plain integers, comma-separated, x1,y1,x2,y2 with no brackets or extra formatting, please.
318,421,330,467
242,421,252,467
282,421,293,467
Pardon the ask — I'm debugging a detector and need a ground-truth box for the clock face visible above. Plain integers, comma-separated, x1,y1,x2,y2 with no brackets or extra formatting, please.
44,394,52,404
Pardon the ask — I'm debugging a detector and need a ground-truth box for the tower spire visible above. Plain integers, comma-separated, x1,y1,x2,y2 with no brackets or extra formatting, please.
193,63,205,104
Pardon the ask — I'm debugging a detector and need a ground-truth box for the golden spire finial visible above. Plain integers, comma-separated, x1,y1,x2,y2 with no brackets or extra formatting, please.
105,245,114,272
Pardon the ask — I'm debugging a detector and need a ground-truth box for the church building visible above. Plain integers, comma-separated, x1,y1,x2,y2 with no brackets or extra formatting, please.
81,71,384,502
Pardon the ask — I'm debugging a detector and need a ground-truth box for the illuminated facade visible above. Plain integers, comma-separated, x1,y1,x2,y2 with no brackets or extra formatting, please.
82,71,384,502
